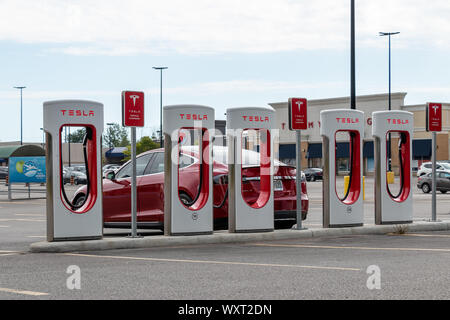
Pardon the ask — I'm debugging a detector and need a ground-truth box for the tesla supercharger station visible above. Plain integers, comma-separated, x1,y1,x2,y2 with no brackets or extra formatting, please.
321,109,364,228
227,106,275,233
372,111,413,224
163,105,214,236
43,100,104,241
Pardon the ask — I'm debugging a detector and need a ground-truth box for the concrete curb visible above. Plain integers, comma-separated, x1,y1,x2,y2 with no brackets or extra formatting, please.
30,221,450,253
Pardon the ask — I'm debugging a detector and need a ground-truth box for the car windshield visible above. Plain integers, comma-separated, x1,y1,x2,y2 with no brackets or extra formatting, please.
439,163,450,170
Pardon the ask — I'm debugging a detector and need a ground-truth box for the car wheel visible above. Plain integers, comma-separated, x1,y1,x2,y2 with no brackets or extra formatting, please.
311,175,315,182
74,180,78,185
440,190,447,194
422,183,431,194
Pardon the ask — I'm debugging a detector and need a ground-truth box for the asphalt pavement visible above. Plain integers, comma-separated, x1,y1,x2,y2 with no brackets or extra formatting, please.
0,177,449,299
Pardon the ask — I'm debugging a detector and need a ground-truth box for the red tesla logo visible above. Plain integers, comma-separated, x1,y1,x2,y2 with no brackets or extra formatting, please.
61,110,95,117
242,116,270,122
180,114,208,120
336,118,359,124
387,119,409,125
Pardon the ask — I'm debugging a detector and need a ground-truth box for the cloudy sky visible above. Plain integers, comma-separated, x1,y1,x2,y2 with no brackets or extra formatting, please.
1,0,450,142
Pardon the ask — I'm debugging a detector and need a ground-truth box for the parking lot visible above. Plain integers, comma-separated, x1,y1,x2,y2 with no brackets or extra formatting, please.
0,177,449,299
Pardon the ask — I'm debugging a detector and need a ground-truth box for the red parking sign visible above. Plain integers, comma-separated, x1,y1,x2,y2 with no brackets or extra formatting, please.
426,102,442,132
288,98,307,130
122,91,145,127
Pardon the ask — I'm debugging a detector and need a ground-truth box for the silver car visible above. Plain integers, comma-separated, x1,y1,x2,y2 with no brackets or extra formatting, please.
417,171,450,193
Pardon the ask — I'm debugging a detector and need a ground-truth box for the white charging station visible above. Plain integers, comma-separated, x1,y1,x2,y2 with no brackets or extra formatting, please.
372,111,413,224
163,105,214,236
321,109,364,228
43,100,104,241
227,106,275,233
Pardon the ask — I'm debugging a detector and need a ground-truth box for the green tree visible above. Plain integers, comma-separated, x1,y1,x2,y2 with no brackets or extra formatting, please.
103,123,130,149
123,136,159,161
67,128,86,143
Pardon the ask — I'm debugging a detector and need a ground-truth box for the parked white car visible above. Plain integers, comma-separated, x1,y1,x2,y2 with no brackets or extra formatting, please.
417,162,450,177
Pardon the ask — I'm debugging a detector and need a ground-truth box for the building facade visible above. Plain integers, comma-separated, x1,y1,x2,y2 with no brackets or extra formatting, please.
269,93,450,174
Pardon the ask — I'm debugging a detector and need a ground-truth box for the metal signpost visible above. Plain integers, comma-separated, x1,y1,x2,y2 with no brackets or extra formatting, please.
426,102,442,222
288,98,307,230
122,91,145,237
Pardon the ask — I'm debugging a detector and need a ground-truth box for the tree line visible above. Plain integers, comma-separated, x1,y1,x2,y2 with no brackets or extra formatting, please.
66,123,160,162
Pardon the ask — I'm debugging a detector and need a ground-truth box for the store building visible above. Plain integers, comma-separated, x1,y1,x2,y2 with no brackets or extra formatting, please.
269,93,450,175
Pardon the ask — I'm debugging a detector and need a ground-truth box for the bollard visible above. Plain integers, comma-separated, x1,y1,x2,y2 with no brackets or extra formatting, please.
70,175,74,185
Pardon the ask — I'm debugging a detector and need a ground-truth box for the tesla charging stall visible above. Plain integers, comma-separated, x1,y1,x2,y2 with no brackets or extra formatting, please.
163,105,214,236
373,111,413,224
227,107,275,233
321,109,364,228
43,100,104,241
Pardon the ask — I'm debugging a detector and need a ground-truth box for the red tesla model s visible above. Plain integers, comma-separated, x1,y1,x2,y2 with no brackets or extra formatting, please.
72,146,308,230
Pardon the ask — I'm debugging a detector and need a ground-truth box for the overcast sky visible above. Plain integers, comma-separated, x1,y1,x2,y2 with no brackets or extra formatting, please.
1,0,450,142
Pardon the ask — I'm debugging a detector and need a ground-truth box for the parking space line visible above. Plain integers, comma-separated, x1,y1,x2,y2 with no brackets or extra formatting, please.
27,236,46,238
0,225,9,228
64,253,360,272
0,287,48,296
251,243,450,253
0,201,44,205
0,218,45,222
15,214,45,217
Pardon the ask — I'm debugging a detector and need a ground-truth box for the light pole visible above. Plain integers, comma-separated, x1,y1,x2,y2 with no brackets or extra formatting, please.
350,0,356,110
153,66,168,148
68,126,71,167
379,32,400,111
13,86,26,145
379,31,400,171
40,128,44,147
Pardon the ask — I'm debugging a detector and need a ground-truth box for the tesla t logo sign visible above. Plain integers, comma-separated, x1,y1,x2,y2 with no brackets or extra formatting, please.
288,98,307,130
426,102,442,132
122,91,144,127
129,95,140,107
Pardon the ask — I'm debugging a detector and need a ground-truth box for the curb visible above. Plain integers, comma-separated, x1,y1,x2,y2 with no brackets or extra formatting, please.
30,221,450,253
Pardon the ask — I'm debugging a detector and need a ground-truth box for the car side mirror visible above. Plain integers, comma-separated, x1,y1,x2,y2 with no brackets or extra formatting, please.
105,170,116,180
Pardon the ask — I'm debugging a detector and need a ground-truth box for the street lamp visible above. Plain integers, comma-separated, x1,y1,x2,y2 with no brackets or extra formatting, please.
379,32,400,111
379,31,400,171
153,66,168,148
13,86,26,145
